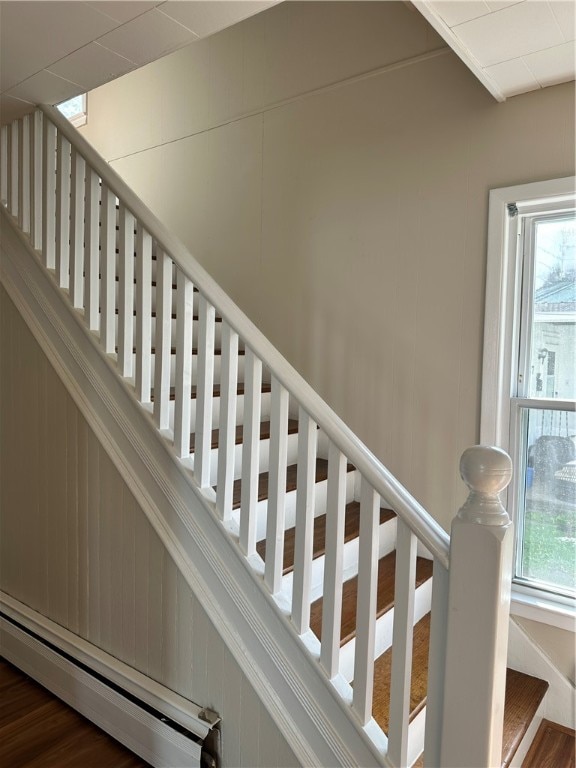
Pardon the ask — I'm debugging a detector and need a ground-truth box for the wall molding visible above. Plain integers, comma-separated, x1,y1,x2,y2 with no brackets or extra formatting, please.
0,605,204,768
0,207,385,768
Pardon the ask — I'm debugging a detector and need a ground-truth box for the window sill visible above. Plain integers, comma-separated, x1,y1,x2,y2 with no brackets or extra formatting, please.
511,586,576,632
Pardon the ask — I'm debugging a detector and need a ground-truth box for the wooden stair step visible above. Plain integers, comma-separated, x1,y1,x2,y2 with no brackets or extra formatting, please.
521,718,574,768
256,502,395,575
229,458,354,511
125,346,246,356
502,669,549,767
310,551,433,646
369,613,431,737
190,419,298,452
378,625,549,767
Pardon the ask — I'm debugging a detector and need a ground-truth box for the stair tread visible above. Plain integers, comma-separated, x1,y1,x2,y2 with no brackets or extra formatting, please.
256,502,395,575
310,552,433,646
125,347,246,356
502,669,549,767
190,419,298,452
520,718,575,768
229,458,355,511
376,621,549,767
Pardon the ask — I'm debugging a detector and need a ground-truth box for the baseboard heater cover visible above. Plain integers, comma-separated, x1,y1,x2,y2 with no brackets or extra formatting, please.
0,600,220,768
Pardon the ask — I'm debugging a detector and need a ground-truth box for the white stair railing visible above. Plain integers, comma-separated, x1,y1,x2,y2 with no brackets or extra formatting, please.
0,106,514,768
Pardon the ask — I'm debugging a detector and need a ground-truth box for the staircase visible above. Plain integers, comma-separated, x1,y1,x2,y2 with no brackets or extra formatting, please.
0,105,553,767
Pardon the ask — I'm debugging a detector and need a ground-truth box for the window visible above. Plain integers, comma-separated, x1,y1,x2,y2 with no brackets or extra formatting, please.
56,94,87,128
482,177,576,630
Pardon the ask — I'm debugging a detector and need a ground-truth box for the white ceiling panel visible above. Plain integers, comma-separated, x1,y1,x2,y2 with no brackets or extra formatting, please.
430,1,490,28
415,0,575,100
484,1,522,11
0,2,117,91
523,40,576,87
454,1,564,67
96,8,198,66
159,1,278,38
6,70,82,106
484,57,540,96
550,1,576,42
86,1,161,24
47,43,136,92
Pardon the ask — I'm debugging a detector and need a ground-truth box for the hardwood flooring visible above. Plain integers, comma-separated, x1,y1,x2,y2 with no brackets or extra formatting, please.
0,659,150,768
522,718,575,768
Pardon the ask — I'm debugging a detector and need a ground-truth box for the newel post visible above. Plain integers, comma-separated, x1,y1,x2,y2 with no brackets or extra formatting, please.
440,446,514,768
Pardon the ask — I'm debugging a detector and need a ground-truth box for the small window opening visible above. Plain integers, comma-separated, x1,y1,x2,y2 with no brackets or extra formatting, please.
56,94,87,127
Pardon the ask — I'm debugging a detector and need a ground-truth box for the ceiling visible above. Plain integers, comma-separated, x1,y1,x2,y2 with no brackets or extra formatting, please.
0,1,279,125
1,1,574,126
415,0,575,100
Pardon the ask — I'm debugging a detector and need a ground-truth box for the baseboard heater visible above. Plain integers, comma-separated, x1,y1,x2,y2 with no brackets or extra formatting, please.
0,594,220,768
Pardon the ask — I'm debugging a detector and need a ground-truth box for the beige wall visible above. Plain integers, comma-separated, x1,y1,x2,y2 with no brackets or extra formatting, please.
0,286,299,768
80,1,575,533
516,617,575,686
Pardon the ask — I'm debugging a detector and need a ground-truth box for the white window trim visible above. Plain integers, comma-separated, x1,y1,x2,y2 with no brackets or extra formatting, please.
481,175,576,631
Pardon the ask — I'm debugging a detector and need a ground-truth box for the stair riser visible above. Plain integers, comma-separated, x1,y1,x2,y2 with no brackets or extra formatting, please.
114,282,177,316
282,516,398,603
135,353,246,388
251,470,358,543
339,576,433,683
113,316,226,349
202,432,300,487
166,392,273,431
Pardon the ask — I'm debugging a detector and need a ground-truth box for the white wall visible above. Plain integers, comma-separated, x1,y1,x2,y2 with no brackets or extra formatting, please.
0,286,299,768
80,1,576,534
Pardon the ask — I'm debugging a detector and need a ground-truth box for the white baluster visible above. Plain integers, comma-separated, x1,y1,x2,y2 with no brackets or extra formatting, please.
388,518,417,767
117,205,135,377
291,409,317,635
69,149,85,308
100,183,116,353
55,132,71,288
216,322,239,521
264,377,289,595
239,349,262,557
320,443,347,679
423,558,449,768
18,115,30,234
352,479,380,726
41,117,56,268
10,120,18,218
194,294,215,488
0,125,7,205
174,270,194,458
153,249,173,429
84,168,100,329
440,446,513,768
135,226,152,403
31,111,43,250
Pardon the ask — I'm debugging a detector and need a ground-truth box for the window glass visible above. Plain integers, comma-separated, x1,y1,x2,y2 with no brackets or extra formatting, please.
518,407,575,595
527,217,576,400
56,94,86,127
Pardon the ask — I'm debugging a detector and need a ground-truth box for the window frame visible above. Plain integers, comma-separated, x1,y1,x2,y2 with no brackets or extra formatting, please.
481,176,576,631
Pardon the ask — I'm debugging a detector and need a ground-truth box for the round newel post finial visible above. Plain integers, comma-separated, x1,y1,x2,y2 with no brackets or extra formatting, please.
458,445,513,526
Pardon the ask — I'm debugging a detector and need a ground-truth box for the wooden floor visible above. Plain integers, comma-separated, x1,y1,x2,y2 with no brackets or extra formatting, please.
0,659,151,768
522,719,576,768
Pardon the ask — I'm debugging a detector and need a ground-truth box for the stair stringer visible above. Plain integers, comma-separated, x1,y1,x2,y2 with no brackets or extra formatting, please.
0,207,390,768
